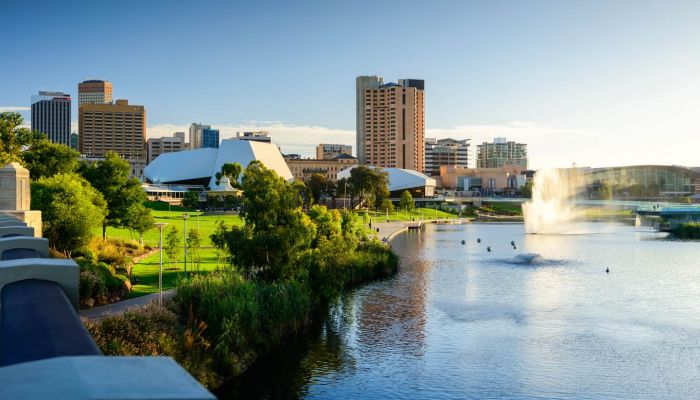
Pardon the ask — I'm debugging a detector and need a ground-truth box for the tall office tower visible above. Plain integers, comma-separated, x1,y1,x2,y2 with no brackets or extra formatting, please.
476,138,528,169
202,126,220,148
147,133,185,163
424,138,470,176
236,131,271,143
79,99,146,160
316,143,352,160
70,133,79,149
355,75,383,165
30,91,71,146
356,76,425,171
78,80,113,106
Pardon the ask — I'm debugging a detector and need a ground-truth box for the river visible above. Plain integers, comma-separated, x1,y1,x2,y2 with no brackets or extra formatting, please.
221,222,700,399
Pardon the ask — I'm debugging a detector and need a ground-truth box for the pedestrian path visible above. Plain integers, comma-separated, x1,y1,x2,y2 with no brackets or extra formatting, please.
79,289,175,320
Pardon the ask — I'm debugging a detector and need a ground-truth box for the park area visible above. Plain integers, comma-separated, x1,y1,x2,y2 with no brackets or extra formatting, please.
98,201,457,298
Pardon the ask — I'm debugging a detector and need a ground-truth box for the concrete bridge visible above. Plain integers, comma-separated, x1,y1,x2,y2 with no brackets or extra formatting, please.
0,163,213,399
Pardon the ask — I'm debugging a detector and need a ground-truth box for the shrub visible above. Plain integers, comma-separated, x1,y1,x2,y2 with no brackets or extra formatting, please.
84,303,220,388
78,260,131,308
673,222,700,239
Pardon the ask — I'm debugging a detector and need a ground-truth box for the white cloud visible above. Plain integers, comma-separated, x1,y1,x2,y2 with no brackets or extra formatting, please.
0,106,30,112
145,119,699,170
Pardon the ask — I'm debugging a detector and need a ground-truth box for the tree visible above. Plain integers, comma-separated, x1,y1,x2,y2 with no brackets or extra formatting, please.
227,161,316,281
30,173,107,256
399,190,415,213
127,204,155,245
306,173,328,205
22,140,80,180
520,181,533,198
307,205,342,246
0,112,44,166
220,162,243,187
347,166,389,209
186,228,202,272
379,198,395,213
79,152,148,238
183,191,200,210
210,221,229,269
165,226,181,269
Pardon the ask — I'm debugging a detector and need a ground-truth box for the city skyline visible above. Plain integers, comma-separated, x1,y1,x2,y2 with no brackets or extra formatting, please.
2,0,700,168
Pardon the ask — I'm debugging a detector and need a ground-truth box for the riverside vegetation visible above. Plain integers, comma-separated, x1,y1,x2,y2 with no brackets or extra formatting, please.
84,161,399,388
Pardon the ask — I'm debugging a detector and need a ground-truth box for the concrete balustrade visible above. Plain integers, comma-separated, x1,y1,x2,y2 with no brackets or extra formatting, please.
0,220,27,228
0,258,79,308
0,226,35,238
0,236,49,260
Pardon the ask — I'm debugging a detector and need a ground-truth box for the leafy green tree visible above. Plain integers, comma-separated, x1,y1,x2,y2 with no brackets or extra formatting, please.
210,221,229,269
348,166,389,209
79,152,148,238
520,180,533,198
379,198,395,213
307,205,342,245
165,226,181,269
0,112,45,166
22,140,80,180
227,161,316,280
399,190,415,212
30,173,107,256
306,173,328,205
186,228,202,271
593,181,612,200
127,204,155,245
220,162,243,187
183,191,200,210
340,210,365,241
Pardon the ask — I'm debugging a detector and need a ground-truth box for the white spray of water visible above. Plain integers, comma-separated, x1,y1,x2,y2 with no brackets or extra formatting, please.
522,169,586,234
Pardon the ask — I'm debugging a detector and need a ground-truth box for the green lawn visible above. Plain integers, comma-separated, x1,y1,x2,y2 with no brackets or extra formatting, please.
112,203,456,298
363,207,458,222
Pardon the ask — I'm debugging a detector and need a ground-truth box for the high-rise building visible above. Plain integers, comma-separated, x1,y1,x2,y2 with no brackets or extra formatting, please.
79,99,146,160
78,80,113,106
424,138,470,176
202,127,220,149
476,138,528,169
236,131,271,143
147,133,185,163
356,76,425,172
30,91,71,146
189,123,220,149
70,133,79,150
316,143,352,160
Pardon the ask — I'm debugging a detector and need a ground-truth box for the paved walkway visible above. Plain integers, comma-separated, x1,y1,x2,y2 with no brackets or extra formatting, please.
372,221,414,242
79,289,175,320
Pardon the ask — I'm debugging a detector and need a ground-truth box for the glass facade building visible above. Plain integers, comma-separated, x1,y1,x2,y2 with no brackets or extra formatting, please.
588,165,698,196
202,128,220,148
31,91,72,146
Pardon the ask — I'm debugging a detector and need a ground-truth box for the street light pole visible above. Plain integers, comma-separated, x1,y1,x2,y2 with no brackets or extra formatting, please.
344,181,347,210
155,222,168,307
182,212,189,277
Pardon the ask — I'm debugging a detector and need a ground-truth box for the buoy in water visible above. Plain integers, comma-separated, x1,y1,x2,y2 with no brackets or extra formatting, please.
605,267,609,274
510,241,515,246
477,238,481,243
512,245,517,250
461,240,466,245
487,246,491,252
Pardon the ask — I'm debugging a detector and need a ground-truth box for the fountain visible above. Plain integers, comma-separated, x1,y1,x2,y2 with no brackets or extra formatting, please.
522,168,586,234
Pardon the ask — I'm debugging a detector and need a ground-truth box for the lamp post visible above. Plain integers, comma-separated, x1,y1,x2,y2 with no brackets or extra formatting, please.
344,181,348,210
182,212,189,277
154,222,168,307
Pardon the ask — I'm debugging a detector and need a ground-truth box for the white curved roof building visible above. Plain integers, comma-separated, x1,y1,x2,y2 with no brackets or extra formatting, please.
144,138,293,187
337,166,436,197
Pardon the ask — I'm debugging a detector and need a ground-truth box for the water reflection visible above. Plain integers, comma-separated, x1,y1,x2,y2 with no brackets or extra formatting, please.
222,222,700,399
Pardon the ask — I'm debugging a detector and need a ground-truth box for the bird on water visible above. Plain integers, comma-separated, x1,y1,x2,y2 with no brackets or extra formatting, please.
606,267,610,274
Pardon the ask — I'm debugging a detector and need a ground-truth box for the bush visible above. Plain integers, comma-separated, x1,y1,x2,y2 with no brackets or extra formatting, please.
84,303,220,388
673,222,700,239
78,260,131,308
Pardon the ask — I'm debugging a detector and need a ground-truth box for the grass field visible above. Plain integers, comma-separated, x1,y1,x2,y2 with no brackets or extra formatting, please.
96,202,243,298
108,202,456,298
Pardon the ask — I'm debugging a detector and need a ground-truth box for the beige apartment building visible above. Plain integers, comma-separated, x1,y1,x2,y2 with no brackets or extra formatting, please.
286,154,358,182
79,99,146,161
356,76,425,172
78,80,113,106
316,143,352,160
147,133,185,163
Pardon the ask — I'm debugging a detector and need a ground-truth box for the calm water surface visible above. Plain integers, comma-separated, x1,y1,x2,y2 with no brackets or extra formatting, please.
222,222,700,399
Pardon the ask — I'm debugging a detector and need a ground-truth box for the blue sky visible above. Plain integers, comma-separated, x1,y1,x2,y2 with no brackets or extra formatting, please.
2,0,699,167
